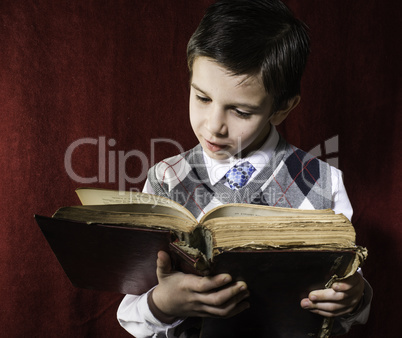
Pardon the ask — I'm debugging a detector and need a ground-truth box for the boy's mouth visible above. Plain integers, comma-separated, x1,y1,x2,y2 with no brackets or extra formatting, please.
205,139,227,152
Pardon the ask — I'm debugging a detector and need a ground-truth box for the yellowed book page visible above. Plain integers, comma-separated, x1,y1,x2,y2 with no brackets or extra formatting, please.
200,203,335,223
204,215,355,249
54,206,195,233
75,187,195,222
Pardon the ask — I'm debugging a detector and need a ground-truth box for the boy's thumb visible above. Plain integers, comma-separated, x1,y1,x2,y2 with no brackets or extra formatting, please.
156,250,172,276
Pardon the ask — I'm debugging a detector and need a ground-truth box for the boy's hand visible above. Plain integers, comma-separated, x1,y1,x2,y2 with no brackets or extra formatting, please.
300,272,365,317
151,251,250,323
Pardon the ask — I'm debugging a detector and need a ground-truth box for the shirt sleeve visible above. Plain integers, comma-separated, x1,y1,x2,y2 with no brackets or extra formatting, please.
330,166,373,334
116,180,184,337
330,166,353,221
117,290,184,338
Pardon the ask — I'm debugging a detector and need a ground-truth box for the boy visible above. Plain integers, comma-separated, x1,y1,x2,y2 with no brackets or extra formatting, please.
117,0,372,337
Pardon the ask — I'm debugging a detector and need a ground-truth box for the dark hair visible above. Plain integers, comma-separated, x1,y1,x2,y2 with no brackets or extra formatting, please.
187,0,310,112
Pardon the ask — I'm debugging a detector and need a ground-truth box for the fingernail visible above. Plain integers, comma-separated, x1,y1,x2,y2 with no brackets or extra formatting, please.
238,282,247,291
222,275,231,283
301,300,310,309
309,294,317,301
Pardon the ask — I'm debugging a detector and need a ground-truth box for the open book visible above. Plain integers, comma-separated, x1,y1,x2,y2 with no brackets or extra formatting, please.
35,187,367,337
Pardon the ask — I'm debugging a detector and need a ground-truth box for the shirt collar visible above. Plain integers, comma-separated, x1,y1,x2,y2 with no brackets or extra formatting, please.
202,126,280,185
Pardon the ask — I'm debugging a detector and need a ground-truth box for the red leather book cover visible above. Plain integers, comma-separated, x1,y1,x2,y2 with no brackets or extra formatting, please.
34,215,173,294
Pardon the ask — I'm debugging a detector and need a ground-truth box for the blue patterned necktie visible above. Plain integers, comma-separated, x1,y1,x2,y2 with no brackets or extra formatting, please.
225,161,256,190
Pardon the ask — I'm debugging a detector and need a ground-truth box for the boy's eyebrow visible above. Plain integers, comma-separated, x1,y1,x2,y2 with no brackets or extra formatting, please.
191,83,208,95
191,83,262,111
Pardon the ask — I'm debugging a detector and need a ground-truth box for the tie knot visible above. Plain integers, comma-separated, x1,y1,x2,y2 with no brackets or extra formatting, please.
225,161,256,190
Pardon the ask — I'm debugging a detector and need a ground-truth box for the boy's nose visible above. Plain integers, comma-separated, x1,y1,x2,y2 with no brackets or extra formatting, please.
206,107,227,136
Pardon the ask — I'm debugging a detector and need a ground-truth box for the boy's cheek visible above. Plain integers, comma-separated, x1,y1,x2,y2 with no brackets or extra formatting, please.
189,110,201,134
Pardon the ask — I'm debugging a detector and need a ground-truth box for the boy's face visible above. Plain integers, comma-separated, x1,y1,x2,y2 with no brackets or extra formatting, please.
189,57,275,160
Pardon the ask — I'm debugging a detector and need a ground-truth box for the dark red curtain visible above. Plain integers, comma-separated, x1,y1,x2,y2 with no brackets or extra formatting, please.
0,1,400,336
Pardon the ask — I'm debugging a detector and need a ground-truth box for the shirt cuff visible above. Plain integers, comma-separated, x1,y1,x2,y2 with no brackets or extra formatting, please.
117,289,184,337
141,288,185,330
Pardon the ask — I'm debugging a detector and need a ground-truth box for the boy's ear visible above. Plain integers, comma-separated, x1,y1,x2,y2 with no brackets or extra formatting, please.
270,95,301,126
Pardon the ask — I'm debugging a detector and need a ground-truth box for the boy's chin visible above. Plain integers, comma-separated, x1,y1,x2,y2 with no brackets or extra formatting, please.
203,148,235,160
202,145,256,160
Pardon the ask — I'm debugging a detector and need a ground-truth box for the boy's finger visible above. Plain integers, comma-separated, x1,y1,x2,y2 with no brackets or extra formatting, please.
198,293,250,318
307,285,356,303
189,273,234,293
306,288,338,302
301,305,346,318
197,281,248,306
156,250,173,276
300,298,356,317
332,272,364,292
191,284,250,318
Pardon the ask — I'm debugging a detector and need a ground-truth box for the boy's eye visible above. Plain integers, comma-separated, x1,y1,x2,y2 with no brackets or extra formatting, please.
196,95,211,103
233,109,252,119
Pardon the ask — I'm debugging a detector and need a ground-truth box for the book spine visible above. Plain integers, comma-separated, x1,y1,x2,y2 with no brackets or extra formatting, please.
169,243,210,276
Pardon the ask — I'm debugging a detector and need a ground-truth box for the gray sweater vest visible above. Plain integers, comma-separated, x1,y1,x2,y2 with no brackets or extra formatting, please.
148,137,332,219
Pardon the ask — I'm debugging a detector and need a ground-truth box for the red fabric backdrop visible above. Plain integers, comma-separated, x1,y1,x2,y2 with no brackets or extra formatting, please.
0,0,400,337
